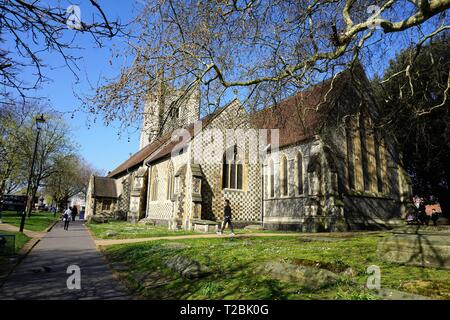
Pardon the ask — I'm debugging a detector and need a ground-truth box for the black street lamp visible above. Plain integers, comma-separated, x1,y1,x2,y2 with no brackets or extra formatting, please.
19,114,45,232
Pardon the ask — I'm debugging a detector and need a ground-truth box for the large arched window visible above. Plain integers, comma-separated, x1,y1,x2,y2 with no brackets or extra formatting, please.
222,145,243,190
269,159,275,198
296,152,304,195
280,155,288,196
167,161,174,200
150,167,158,201
345,117,356,190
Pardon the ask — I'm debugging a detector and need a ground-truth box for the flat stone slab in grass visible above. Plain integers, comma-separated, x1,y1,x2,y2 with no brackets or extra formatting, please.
165,255,211,279
378,232,450,269
376,288,432,300
138,219,156,226
161,242,191,250
244,225,265,230
298,236,347,243
104,230,118,237
393,225,450,235
257,261,339,290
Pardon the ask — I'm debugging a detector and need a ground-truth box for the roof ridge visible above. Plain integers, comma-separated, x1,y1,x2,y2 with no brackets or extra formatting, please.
255,70,349,115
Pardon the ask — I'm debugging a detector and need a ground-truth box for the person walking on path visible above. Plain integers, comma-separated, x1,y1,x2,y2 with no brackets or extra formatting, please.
218,199,235,235
71,205,78,221
62,207,71,231
417,198,429,226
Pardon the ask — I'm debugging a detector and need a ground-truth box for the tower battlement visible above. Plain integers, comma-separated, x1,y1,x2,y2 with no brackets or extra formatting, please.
139,87,200,150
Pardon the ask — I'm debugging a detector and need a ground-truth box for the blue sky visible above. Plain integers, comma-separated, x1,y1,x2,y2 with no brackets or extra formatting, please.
9,1,146,174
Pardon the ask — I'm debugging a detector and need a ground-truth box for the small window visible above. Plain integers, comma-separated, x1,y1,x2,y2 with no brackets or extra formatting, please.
102,199,112,211
170,106,180,118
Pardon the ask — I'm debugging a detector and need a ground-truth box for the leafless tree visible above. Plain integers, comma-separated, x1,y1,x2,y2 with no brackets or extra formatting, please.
86,0,449,133
0,0,124,97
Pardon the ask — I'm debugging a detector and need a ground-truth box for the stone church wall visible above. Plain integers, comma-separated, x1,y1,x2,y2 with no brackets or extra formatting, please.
191,100,262,226
146,146,190,225
117,174,132,213
262,140,315,230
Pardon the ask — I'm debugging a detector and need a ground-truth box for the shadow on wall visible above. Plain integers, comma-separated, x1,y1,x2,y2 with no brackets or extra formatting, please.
201,177,215,221
343,194,404,230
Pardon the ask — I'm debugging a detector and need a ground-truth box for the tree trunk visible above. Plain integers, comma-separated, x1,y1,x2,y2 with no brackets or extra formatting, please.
0,179,6,199
28,186,39,217
436,172,450,220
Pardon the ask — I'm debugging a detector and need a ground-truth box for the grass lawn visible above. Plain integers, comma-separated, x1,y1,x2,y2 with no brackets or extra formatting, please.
86,220,301,240
103,232,450,300
0,230,31,281
86,220,200,239
1,210,58,232
0,230,30,252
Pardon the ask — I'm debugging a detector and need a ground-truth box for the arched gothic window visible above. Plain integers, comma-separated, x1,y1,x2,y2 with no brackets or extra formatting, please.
167,161,174,200
280,155,288,196
296,152,304,194
269,159,275,198
222,145,243,190
150,167,158,201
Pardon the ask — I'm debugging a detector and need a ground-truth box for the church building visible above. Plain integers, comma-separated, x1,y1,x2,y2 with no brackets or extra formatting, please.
86,66,413,232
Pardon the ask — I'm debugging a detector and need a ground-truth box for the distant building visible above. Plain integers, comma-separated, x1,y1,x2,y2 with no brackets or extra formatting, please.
85,176,118,216
86,66,413,231
68,192,87,212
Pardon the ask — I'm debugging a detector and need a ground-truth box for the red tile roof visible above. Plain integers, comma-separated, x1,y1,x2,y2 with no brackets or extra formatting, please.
107,68,361,177
107,133,171,178
93,176,118,198
252,71,351,148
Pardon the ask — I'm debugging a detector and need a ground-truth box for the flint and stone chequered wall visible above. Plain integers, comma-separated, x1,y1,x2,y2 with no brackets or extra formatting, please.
191,100,262,225
118,174,132,212
145,100,263,227
146,148,190,223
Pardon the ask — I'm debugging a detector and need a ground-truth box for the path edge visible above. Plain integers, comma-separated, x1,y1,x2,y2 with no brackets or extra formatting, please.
0,219,58,289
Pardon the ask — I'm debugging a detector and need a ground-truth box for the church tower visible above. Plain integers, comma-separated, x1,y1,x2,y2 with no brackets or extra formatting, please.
139,85,200,150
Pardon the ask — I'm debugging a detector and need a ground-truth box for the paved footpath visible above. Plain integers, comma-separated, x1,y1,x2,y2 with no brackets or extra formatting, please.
0,220,128,300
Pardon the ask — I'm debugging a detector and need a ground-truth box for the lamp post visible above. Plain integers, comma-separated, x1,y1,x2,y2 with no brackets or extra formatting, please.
19,114,45,232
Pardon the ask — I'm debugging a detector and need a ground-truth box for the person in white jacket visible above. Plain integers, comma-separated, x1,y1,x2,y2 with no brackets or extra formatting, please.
62,207,72,231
